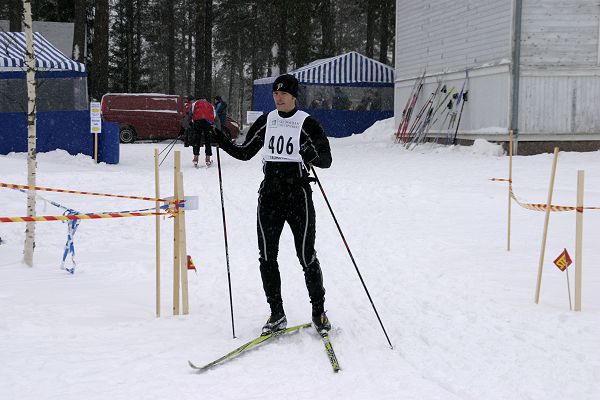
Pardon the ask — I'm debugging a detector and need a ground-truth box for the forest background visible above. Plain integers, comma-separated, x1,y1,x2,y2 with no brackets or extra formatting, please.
0,0,395,127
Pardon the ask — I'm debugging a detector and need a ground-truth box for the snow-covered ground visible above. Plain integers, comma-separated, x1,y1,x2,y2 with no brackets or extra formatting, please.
1,119,599,399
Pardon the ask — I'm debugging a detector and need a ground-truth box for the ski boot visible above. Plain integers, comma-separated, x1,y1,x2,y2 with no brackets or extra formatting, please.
261,311,287,336
312,311,331,334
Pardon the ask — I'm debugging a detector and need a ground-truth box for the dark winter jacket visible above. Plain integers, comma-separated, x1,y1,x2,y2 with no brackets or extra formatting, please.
215,99,228,128
215,108,331,185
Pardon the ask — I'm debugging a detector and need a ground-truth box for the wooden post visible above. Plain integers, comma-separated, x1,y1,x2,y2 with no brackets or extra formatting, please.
154,148,161,317
173,151,181,315
94,131,99,163
534,147,559,304
574,170,584,311
507,130,513,251
178,171,189,314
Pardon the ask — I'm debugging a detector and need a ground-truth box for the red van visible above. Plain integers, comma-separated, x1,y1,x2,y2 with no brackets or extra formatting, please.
101,93,240,143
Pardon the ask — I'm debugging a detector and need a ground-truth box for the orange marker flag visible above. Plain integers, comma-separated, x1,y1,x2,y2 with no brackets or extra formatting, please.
553,248,572,272
187,255,197,273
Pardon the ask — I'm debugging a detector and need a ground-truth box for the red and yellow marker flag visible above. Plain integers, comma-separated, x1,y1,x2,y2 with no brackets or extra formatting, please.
187,255,197,272
553,248,572,271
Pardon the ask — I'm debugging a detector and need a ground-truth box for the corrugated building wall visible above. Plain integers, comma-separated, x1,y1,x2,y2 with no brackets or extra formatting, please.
519,0,600,140
395,0,600,151
396,0,512,78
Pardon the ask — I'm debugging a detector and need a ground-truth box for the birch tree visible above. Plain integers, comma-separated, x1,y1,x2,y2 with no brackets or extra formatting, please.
23,0,37,267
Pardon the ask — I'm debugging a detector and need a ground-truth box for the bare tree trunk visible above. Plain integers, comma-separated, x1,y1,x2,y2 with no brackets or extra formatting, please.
292,2,312,68
237,39,244,127
166,0,175,94
91,0,109,100
378,1,390,65
249,3,260,107
266,6,273,77
365,0,376,58
136,0,143,91
320,0,335,58
267,49,273,77
23,0,37,267
126,1,135,91
72,0,87,62
9,0,23,31
185,0,193,95
227,57,235,108
194,0,205,98
203,0,213,99
275,2,288,73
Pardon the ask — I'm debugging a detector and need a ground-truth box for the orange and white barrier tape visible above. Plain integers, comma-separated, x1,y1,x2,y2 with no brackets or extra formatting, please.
491,178,600,212
0,182,172,203
0,211,171,223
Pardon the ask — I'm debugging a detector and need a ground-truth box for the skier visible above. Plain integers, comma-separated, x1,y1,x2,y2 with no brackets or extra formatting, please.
190,98,216,167
213,74,333,334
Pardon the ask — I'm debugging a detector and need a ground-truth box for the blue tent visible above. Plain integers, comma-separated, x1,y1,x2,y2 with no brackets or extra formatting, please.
252,51,394,137
0,32,116,162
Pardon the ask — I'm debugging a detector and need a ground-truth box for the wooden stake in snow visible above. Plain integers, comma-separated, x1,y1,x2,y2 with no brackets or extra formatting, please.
507,130,513,251
575,170,584,311
534,147,559,304
23,0,37,267
173,151,181,315
154,149,161,317
178,171,189,315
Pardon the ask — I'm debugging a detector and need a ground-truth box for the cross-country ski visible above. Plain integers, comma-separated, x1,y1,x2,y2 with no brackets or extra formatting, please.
2,1,600,399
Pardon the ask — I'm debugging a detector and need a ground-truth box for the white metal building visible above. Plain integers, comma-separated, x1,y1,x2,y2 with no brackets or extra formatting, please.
395,0,600,152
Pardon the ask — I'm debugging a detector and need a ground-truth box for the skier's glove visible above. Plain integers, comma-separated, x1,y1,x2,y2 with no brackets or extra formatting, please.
300,141,318,163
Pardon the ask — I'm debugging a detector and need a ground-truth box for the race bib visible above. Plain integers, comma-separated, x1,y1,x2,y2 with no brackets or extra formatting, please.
262,110,309,163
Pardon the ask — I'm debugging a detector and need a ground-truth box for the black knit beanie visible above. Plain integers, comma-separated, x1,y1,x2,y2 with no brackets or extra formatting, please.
272,74,299,97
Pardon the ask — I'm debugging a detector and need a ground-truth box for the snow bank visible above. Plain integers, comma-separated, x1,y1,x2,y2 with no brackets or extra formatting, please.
0,123,599,400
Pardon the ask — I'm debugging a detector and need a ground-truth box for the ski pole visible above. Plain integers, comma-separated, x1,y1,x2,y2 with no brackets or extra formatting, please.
216,146,236,339
158,135,180,167
310,166,393,349
452,90,468,145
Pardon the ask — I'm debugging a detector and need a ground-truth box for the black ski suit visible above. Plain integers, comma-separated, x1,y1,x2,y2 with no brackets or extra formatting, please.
215,108,332,315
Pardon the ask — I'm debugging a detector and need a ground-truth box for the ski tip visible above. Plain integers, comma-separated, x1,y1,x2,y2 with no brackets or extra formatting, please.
188,360,204,371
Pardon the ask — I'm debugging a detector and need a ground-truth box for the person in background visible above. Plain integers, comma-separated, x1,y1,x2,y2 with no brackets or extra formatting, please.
214,95,228,134
331,87,351,110
370,90,382,111
181,95,194,143
184,95,194,114
213,74,333,335
309,91,329,109
190,98,215,167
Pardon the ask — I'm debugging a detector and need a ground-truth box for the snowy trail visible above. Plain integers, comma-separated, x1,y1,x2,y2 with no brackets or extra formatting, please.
1,119,599,399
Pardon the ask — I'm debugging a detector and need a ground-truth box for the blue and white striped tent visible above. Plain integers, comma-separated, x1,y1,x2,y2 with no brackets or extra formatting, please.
252,52,394,137
291,51,394,85
0,32,100,159
0,32,85,73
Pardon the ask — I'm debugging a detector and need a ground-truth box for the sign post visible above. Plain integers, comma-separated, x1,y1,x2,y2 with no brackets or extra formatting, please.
246,111,263,125
90,101,102,163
